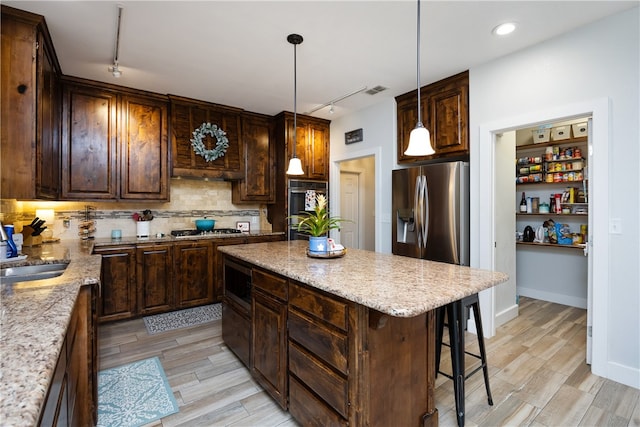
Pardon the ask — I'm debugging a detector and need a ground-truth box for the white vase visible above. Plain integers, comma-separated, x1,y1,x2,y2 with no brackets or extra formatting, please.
136,221,150,238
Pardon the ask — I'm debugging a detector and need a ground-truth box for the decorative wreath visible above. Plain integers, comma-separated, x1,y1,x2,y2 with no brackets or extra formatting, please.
190,122,229,162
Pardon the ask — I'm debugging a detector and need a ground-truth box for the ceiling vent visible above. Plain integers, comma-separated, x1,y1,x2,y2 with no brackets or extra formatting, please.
365,85,387,95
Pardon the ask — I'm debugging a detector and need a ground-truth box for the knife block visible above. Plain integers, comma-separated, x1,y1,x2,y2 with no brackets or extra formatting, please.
22,225,43,247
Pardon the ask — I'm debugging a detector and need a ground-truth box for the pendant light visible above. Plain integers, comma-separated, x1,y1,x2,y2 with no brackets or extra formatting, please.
286,33,305,175
404,0,435,156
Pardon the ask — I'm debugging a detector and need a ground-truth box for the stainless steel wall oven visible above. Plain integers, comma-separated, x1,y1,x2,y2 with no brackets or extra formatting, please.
288,179,328,240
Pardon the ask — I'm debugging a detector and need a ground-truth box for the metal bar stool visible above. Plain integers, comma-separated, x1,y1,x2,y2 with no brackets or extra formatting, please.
435,293,493,427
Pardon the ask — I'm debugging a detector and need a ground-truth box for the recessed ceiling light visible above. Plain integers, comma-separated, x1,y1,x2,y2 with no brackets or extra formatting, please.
493,22,516,36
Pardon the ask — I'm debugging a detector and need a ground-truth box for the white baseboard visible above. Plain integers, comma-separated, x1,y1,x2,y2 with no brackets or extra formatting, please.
592,361,640,390
495,303,519,328
517,287,587,309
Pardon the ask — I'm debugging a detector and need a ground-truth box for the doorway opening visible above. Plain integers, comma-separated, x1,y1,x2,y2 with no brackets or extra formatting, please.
338,156,375,251
475,98,609,378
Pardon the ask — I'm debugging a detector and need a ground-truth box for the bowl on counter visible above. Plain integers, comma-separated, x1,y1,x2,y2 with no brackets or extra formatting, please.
195,218,216,231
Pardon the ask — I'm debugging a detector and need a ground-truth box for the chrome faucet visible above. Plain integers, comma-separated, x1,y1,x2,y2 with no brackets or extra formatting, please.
0,221,7,242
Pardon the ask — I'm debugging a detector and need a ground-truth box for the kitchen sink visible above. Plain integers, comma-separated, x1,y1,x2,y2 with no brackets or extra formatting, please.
0,263,69,285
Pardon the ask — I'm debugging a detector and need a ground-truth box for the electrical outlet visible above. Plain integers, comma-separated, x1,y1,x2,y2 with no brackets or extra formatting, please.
251,216,258,224
609,218,622,234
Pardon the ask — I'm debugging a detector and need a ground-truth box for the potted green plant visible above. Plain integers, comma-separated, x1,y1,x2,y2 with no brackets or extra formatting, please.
289,194,348,254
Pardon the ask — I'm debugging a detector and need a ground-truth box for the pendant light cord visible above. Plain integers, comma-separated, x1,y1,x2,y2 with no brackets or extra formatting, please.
293,41,297,158
416,0,422,126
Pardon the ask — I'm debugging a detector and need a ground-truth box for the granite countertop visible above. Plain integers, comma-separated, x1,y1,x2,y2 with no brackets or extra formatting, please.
0,241,101,427
0,230,282,425
219,240,509,317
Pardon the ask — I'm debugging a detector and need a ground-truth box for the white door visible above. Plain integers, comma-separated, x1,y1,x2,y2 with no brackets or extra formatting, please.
586,118,593,364
494,132,518,326
340,171,359,248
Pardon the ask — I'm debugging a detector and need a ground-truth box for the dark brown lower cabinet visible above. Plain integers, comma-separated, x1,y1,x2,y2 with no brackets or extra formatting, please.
137,243,173,315
174,240,214,308
252,268,288,408
39,283,97,426
94,245,136,322
96,234,284,322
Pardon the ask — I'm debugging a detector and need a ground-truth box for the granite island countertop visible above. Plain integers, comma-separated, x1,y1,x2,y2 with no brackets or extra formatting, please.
0,240,101,427
219,240,509,317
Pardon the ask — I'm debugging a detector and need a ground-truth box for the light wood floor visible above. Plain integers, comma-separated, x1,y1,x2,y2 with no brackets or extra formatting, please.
98,297,640,426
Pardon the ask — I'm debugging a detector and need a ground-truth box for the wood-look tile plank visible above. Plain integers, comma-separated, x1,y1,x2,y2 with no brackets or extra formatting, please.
478,395,540,426
96,297,639,427
534,384,595,426
578,405,629,427
591,381,640,419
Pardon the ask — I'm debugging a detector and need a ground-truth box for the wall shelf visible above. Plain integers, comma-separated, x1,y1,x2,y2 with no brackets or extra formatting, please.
516,241,586,251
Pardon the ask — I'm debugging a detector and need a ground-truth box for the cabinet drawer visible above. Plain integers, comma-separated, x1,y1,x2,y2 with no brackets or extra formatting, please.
289,342,348,418
288,310,347,375
289,282,348,331
253,269,287,301
289,376,347,427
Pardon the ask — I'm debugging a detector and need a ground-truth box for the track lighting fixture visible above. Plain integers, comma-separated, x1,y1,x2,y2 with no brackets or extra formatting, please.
108,5,124,78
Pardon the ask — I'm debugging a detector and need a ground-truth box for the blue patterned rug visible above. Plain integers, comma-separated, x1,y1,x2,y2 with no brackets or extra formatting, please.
97,357,179,427
143,303,222,335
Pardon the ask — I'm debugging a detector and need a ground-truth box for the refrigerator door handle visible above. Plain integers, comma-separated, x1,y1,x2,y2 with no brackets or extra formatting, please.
422,175,429,248
416,175,428,249
414,175,422,248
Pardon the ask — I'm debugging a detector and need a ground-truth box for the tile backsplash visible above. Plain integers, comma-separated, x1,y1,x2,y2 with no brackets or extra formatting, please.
0,179,272,240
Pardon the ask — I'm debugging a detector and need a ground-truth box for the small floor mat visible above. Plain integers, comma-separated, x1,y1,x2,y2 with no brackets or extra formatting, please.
143,303,222,335
97,356,179,427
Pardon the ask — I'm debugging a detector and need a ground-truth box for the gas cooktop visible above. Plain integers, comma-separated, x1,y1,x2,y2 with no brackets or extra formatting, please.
171,228,242,237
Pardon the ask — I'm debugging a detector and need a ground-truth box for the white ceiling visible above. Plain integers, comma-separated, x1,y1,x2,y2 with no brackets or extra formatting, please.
5,1,636,121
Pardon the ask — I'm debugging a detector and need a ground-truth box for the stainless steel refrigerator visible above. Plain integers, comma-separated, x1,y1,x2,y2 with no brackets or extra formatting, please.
392,161,469,265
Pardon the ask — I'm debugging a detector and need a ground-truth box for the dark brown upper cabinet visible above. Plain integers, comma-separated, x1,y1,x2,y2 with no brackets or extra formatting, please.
396,70,469,164
169,95,244,180
60,78,169,201
232,112,276,203
1,5,62,200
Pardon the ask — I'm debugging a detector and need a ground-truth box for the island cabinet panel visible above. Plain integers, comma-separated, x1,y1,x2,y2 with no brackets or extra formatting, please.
251,268,288,408
120,94,169,200
222,257,253,367
94,246,137,322
169,95,243,180
173,240,214,308
137,244,173,315
365,311,437,427
232,112,275,203
396,70,469,164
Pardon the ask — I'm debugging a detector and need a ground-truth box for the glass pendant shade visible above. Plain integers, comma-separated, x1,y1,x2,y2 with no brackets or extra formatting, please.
404,122,435,156
286,157,304,175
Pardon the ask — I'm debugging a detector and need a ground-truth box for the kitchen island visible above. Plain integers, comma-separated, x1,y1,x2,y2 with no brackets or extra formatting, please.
219,240,508,426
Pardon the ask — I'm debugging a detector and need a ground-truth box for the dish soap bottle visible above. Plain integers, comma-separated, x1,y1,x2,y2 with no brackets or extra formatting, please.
4,225,18,258
519,192,527,213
